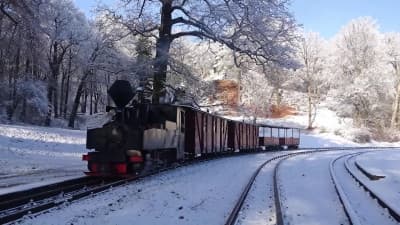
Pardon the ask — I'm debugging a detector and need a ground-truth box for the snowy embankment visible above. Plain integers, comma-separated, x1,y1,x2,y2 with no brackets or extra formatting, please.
0,124,87,194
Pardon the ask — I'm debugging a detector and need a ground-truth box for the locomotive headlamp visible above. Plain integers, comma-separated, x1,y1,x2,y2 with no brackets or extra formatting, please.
108,80,135,108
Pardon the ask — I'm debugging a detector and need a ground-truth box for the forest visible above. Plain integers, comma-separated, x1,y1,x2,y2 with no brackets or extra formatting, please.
1,0,400,140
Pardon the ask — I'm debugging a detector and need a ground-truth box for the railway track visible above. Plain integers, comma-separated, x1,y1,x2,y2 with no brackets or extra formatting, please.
330,151,399,225
2,147,399,224
225,147,400,225
330,153,364,225
0,150,276,224
224,150,318,225
344,153,400,222
0,176,126,224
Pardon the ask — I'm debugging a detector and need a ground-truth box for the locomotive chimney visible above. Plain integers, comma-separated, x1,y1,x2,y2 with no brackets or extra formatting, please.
108,80,135,108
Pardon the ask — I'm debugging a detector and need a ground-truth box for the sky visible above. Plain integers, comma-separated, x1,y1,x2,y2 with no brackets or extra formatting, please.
74,0,400,39
290,0,400,38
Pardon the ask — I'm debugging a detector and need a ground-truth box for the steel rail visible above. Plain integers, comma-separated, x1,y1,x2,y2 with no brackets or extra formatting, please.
329,153,363,225
225,150,323,225
344,153,400,222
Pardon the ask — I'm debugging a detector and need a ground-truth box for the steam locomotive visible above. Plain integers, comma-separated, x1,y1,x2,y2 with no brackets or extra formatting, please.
83,80,300,176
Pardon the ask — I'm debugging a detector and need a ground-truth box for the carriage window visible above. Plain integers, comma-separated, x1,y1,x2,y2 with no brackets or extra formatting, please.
180,111,185,133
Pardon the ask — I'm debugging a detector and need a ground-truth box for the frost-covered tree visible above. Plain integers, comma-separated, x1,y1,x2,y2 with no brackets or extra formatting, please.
39,0,89,125
101,0,299,103
295,32,327,129
68,20,129,128
384,33,400,128
332,17,387,127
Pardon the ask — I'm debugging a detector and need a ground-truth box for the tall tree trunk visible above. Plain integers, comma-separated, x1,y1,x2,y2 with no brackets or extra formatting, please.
90,85,93,115
68,71,90,128
8,44,21,121
45,79,53,126
152,1,172,103
94,93,99,114
63,50,72,118
64,73,70,118
53,76,59,118
106,73,111,106
307,86,313,129
21,58,30,122
60,68,66,117
81,88,87,113
391,81,400,128
46,42,58,126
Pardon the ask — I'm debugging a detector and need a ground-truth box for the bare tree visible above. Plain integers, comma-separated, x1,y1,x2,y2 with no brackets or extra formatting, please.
68,25,124,128
39,0,89,125
100,0,299,103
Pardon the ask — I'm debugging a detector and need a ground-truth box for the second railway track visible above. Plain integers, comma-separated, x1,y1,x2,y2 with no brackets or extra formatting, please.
344,153,400,222
225,147,400,225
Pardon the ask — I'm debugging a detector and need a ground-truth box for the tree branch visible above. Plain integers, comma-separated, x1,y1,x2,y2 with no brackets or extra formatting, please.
0,3,18,25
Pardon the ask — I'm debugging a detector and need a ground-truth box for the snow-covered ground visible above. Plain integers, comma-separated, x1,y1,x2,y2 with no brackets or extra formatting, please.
17,152,292,225
235,158,279,225
331,152,397,225
349,151,400,214
0,124,87,194
277,151,350,225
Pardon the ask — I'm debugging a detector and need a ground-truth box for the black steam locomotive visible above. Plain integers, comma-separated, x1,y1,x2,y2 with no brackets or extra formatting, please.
83,80,300,176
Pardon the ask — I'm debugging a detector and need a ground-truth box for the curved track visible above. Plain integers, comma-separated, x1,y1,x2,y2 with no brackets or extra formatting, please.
330,153,363,225
330,152,398,225
224,154,289,225
224,151,319,225
344,153,400,222
229,148,400,225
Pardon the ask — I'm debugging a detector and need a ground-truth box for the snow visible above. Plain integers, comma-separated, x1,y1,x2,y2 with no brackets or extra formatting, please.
277,151,350,225
235,159,279,225
0,124,87,194
17,152,294,225
348,151,400,213
331,153,396,225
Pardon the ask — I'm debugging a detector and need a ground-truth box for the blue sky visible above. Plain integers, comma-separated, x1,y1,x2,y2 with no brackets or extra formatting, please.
75,0,400,38
290,0,400,38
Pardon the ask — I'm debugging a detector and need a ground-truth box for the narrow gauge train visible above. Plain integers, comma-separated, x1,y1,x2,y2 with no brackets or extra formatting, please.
83,80,300,176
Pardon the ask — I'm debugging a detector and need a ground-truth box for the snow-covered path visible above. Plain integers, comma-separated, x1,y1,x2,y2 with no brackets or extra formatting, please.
331,153,397,225
17,152,293,225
